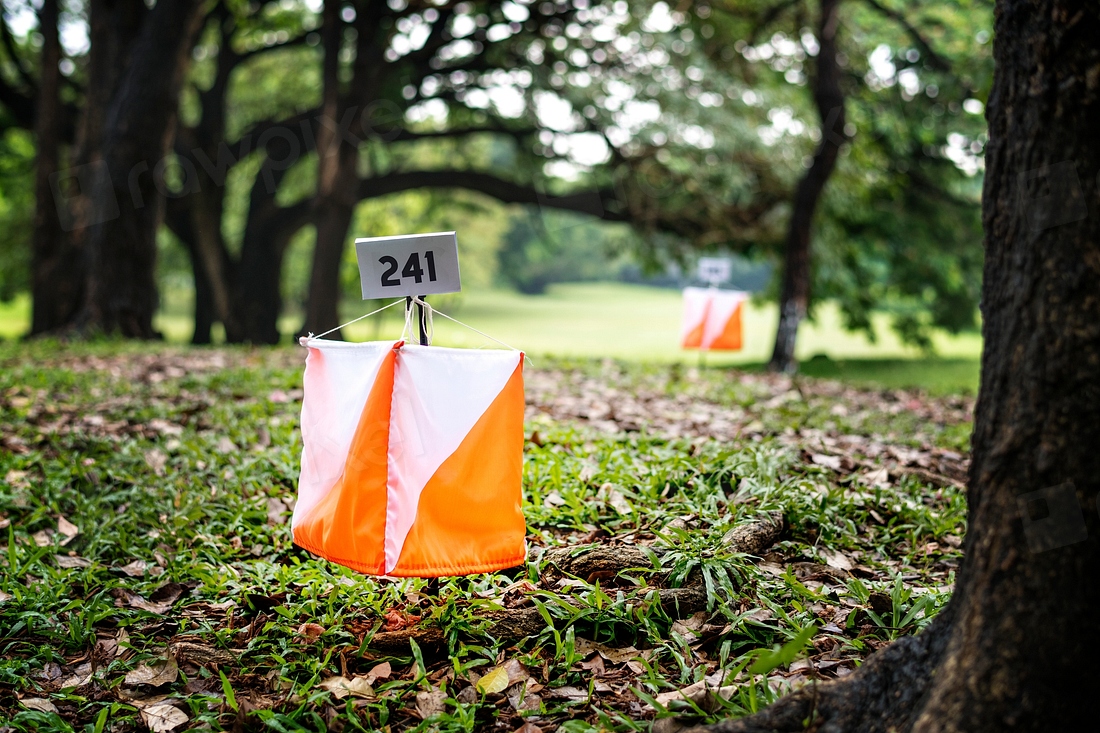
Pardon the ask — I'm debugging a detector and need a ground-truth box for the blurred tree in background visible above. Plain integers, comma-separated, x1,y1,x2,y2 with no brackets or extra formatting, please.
0,0,991,367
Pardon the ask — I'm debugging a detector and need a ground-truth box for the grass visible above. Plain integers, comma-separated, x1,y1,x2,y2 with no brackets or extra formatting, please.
1,283,982,395
0,343,969,732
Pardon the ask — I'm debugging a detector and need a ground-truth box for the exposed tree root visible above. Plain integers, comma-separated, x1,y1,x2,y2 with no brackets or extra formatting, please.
541,510,786,583
684,605,954,733
366,512,784,653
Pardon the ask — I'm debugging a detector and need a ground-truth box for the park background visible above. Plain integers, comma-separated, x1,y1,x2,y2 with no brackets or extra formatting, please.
0,0,990,393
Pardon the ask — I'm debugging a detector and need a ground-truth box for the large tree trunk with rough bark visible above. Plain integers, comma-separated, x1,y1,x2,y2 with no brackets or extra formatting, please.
29,0,82,334
695,1,1100,730
75,0,204,338
768,0,845,374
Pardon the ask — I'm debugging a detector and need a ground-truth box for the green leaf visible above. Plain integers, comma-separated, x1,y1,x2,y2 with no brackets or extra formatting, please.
748,623,817,676
219,669,238,712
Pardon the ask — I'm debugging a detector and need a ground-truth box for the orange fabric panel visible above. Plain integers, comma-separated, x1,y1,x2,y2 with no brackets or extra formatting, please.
708,301,743,350
682,320,705,348
682,302,709,349
390,361,527,576
293,347,397,574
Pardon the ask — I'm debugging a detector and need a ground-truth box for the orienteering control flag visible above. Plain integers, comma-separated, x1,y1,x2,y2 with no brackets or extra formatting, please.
293,339,526,577
680,287,747,351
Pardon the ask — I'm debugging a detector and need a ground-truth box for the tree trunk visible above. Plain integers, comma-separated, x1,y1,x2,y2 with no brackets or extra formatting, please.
29,0,82,335
236,171,311,345
76,0,204,338
164,197,216,345
767,0,845,374
695,1,1100,730
299,0,353,339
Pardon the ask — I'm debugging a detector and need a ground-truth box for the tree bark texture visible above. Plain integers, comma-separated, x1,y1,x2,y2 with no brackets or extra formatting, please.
697,1,1100,731
29,0,83,334
76,0,204,338
768,0,845,374
299,0,389,339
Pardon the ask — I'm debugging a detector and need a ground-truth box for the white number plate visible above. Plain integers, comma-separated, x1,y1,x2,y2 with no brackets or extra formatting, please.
355,231,462,299
697,257,732,285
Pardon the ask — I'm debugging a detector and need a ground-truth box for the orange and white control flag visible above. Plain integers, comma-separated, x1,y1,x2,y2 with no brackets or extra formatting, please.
293,339,527,577
680,287,747,351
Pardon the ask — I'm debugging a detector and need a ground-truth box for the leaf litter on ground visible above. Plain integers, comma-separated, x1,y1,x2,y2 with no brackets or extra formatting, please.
0,345,970,732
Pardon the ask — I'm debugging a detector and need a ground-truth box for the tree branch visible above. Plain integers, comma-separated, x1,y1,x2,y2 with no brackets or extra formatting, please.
860,0,951,72
356,169,628,221
389,123,537,142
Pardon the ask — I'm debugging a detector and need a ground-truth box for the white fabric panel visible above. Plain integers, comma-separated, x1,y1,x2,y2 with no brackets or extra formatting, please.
294,339,397,528
680,287,711,342
701,290,747,348
384,345,522,573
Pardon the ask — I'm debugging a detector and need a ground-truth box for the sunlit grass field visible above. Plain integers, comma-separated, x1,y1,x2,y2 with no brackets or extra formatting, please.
0,283,982,394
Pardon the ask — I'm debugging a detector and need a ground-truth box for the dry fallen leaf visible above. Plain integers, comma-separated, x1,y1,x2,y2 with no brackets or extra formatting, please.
58,662,94,689
597,483,632,515
55,554,92,569
415,689,447,719
319,675,374,699
297,622,325,641
21,697,59,714
119,560,148,577
125,656,179,687
140,702,188,732
810,454,842,470
475,665,510,694
863,466,891,487
57,516,79,544
144,449,168,476
110,584,185,614
575,638,644,665
507,684,541,713
500,658,530,686
543,491,566,508
650,678,736,713
542,685,588,702
266,497,288,527
366,661,391,684
821,549,853,572
32,529,54,547
0,590,12,603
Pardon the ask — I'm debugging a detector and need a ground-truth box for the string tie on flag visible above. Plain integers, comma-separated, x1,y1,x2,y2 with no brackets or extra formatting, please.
403,296,435,345
304,295,529,362
303,298,405,342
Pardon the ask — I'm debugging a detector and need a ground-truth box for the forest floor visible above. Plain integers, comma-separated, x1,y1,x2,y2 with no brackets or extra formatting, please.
0,343,973,733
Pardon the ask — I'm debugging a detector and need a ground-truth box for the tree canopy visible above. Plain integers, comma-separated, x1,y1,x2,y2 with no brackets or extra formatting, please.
0,0,991,357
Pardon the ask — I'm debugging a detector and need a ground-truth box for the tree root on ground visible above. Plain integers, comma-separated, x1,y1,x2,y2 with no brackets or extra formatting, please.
365,511,785,653
683,606,954,733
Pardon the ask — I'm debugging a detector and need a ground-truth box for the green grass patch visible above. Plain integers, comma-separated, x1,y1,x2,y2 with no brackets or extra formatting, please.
0,344,967,731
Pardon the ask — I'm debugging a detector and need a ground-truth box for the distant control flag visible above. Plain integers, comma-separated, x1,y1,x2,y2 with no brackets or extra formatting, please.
293,339,526,577
681,287,747,351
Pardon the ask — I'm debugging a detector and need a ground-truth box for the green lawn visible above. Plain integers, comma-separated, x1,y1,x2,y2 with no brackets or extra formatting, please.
1,283,982,394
